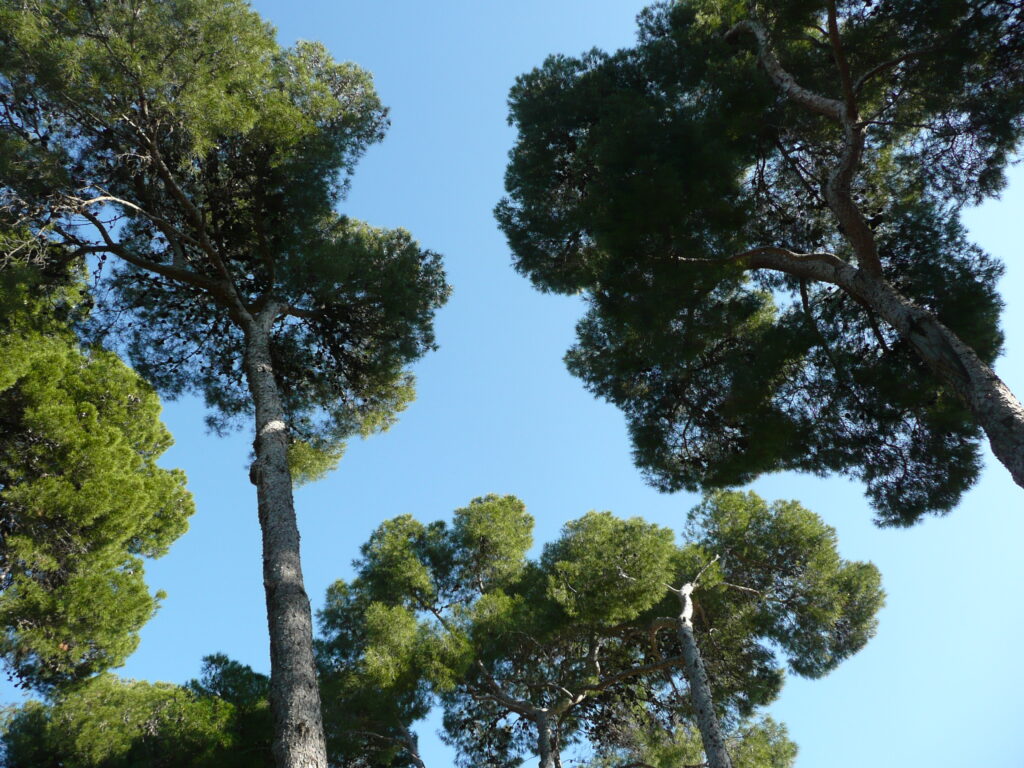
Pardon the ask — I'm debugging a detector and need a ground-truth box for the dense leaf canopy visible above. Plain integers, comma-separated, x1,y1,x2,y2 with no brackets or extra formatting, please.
321,491,881,767
1,655,273,767
0,266,192,691
498,0,1023,524
0,0,450,460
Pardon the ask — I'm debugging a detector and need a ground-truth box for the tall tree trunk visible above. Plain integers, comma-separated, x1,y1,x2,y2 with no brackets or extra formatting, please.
674,584,732,768
400,725,427,768
536,712,559,768
244,313,328,768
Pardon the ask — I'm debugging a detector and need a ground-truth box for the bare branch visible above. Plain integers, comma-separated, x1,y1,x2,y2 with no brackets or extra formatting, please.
720,581,761,596
691,554,720,587
73,192,206,253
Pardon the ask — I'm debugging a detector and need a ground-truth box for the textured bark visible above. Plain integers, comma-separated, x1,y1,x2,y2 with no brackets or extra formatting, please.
536,712,559,768
675,584,733,768
745,249,1024,492
399,726,427,768
244,310,328,768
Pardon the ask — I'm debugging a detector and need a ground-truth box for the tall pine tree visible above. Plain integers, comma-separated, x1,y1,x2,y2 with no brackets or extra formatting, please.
499,0,1024,524
0,2,449,764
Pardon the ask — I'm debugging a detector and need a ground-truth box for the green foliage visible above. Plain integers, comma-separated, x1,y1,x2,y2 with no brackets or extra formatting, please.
0,0,449,468
0,271,192,692
316,581,434,768
322,491,882,766
585,715,797,768
686,491,885,682
541,511,674,624
451,495,534,591
1,657,273,768
499,0,1021,524
287,439,345,487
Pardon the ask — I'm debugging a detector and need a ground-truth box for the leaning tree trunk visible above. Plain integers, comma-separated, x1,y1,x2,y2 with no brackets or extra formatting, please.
751,249,1024,493
674,583,733,768
734,14,1024,495
847,265,1024,492
244,312,328,768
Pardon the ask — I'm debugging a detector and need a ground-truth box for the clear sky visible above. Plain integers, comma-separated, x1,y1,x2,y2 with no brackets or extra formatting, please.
6,3,1023,767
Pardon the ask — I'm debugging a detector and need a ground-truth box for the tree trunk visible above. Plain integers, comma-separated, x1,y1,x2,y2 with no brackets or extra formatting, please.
675,584,732,768
735,15,1024,495
400,725,427,768
244,313,328,768
847,267,1024,491
536,712,559,768
751,249,1024,493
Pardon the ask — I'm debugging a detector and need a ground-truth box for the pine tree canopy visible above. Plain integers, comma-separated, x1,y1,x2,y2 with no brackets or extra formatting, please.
322,491,882,767
0,266,192,692
584,714,798,768
1,656,273,767
0,0,450,460
2,2,450,760
498,0,1024,525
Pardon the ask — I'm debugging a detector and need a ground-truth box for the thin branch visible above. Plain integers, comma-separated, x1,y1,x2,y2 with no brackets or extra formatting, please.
691,554,720,587
774,138,824,203
676,244,847,271
76,207,223,293
73,192,206,253
132,116,253,319
720,581,761,596
577,654,688,694
853,47,936,93
825,0,857,120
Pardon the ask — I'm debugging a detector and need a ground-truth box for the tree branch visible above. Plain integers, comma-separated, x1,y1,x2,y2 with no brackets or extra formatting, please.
73,192,206,254
825,0,857,120
577,654,688,694
75,207,223,294
725,20,843,120
727,15,883,276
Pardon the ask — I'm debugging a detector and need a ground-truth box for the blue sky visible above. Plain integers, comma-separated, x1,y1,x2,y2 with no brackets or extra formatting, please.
7,3,1024,767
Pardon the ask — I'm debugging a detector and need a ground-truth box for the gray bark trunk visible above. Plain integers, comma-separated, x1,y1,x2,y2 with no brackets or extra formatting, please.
244,313,328,768
536,712,559,768
750,250,1024,493
400,725,427,768
848,269,1024,489
675,584,732,768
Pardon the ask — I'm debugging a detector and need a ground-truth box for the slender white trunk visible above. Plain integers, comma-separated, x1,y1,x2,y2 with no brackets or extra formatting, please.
244,313,328,768
675,584,732,768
